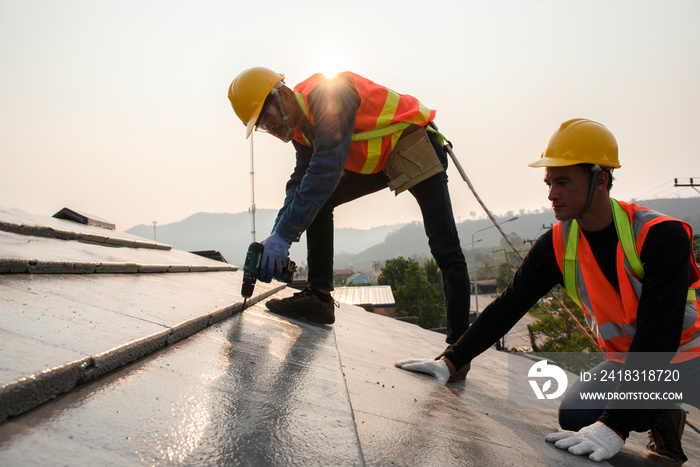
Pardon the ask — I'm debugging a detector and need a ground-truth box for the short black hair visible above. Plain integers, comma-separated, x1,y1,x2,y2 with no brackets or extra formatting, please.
575,164,614,192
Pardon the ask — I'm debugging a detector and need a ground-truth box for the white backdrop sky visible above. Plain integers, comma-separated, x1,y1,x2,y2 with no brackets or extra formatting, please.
1,0,698,231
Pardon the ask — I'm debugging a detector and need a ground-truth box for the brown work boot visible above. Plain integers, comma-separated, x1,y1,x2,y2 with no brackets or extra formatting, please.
448,362,471,382
643,407,688,465
436,346,471,382
266,288,338,325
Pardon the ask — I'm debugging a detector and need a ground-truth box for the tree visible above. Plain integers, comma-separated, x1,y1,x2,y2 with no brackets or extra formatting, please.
529,289,598,353
378,257,414,290
395,262,446,329
477,259,496,279
379,257,446,330
495,262,514,290
294,263,308,280
500,232,523,248
423,258,442,286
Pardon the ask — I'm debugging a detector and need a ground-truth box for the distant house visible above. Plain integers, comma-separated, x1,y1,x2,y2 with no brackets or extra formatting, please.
345,272,378,286
332,285,395,316
473,278,498,295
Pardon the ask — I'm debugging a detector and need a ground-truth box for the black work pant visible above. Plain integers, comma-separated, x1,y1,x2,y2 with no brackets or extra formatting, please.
306,131,471,343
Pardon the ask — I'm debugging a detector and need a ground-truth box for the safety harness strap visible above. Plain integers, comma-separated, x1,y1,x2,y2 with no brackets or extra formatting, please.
351,122,411,141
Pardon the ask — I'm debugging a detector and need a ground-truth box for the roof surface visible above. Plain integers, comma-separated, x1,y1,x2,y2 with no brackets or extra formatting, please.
1,207,698,466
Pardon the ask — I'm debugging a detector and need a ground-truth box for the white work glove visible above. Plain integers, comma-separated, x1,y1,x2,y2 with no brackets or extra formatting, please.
394,358,450,385
546,421,625,462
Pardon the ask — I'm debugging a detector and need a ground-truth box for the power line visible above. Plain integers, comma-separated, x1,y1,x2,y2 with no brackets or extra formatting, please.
675,177,700,195
632,179,676,200
632,178,699,201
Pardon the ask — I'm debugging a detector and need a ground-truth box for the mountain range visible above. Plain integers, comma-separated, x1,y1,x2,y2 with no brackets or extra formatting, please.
126,197,700,271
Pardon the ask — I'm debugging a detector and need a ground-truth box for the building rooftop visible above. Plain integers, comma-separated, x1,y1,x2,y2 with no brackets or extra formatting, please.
345,272,379,286
1,207,698,465
332,285,395,307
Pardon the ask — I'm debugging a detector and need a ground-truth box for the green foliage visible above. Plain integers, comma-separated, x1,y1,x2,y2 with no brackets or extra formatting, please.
499,231,523,248
378,257,414,290
294,264,308,280
531,351,605,375
379,257,446,330
529,289,598,353
477,259,496,279
495,262,514,290
333,272,354,287
423,258,442,286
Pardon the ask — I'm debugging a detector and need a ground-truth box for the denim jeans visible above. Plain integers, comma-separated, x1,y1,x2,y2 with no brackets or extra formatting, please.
305,129,471,343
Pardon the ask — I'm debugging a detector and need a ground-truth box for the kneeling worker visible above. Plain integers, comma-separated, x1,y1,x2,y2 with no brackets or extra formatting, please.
228,67,471,362
396,118,700,463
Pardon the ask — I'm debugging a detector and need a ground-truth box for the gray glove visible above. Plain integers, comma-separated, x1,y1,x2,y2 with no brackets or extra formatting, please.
394,358,450,384
546,421,624,462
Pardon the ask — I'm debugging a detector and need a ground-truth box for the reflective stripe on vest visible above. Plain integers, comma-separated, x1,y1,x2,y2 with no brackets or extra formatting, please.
554,199,700,358
292,72,435,174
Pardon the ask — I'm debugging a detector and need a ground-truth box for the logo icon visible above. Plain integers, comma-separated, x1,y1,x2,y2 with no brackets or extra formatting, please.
528,360,568,400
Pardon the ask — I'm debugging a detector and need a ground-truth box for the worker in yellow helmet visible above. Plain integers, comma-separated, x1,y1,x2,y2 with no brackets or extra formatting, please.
228,67,471,371
396,119,700,464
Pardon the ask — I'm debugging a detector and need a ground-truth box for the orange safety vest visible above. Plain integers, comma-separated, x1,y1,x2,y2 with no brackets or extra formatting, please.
292,72,436,174
552,199,700,361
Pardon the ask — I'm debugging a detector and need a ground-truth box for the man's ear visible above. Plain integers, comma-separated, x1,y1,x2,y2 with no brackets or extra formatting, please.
279,85,293,99
278,85,295,107
597,170,610,190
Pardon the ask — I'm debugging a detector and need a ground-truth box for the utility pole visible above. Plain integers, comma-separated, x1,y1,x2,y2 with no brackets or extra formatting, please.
153,221,157,241
249,133,257,242
493,248,510,266
674,178,700,195
471,216,518,316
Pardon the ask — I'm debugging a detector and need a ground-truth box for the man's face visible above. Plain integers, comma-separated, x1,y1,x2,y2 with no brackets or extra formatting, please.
255,100,291,142
544,166,590,221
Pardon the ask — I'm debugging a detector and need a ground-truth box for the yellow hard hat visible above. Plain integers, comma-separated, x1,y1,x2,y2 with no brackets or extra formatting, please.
529,118,621,169
228,67,285,138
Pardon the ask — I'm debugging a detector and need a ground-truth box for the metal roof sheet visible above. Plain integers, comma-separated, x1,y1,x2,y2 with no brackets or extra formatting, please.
332,285,395,306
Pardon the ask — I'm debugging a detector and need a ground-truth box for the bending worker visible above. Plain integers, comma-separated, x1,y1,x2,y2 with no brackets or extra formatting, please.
228,67,471,362
396,118,700,464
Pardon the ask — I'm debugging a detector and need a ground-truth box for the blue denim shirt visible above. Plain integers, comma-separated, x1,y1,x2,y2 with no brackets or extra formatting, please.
272,76,360,242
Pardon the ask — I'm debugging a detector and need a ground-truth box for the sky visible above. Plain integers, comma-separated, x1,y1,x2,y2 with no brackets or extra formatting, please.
1,0,699,233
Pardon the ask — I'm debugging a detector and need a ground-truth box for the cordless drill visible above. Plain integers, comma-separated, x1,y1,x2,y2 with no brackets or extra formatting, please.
241,241,296,304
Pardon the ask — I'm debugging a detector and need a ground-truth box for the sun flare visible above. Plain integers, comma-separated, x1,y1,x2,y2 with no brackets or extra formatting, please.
315,55,346,79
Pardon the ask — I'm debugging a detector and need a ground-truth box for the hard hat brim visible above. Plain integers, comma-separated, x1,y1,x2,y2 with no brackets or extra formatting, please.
528,155,621,169
528,156,581,168
245,100,267,139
